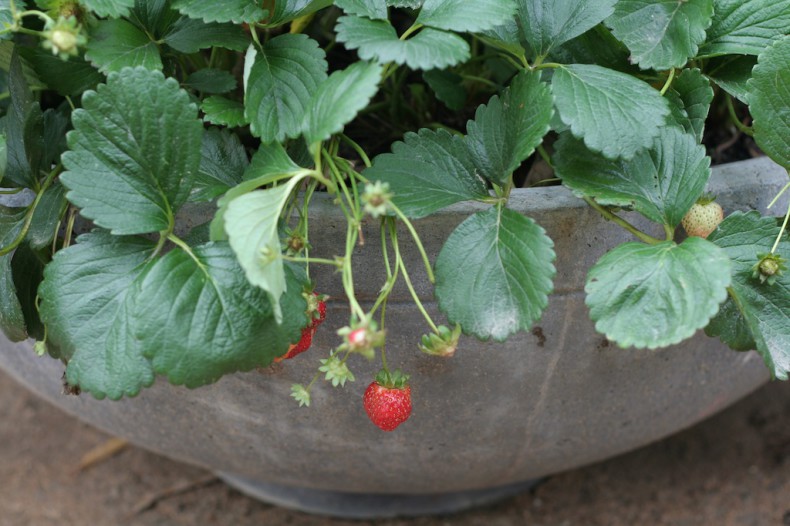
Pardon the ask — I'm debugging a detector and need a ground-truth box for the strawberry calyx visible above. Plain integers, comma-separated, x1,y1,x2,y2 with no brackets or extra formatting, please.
418,324,461,357
751,253,787,285
374,368,409,390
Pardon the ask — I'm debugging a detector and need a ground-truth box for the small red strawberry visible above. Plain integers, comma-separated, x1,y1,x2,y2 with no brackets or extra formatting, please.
363,369,412,431
681,198,724,238
275,292,327,362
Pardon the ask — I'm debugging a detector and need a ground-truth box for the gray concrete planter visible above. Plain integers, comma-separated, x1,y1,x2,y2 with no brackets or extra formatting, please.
0,157,787,518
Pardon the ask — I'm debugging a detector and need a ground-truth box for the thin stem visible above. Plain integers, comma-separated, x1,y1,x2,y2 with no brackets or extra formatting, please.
0,187,23,194
537,144,555,170
770,200,790,254
391,222,439,333
342,222,366,320
62,206,76,248
390,204,435,283
768,181,790,209
459,74,499,89
167,233,207,273
533,62,563,71
659,68,676,96
281,255,341,267
726,95,754,137
399,22,423,41
583,197,663,245
340,134,372,168
0,167,60,257
664,223,675,242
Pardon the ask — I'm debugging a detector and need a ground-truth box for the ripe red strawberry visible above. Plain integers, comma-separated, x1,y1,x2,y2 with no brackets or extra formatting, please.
275,292,327,362
363,369,412,431
681,199,724,238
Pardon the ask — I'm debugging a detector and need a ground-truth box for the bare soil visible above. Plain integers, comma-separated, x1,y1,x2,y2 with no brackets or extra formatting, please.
1,368,789,526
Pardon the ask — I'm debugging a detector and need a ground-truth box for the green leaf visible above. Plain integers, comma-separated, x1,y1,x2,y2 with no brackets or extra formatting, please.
170,0,267,23
335,0,388,19
85,19,162,73
20,49,102,97
747,35,790,169
707,212,790,379
586,237,731,349
62,67,203,235
132,242,307,387
704,55,756,103
435,206,556,341
267,0,333,25
10,243,45,341
416,0,517,33
28,182,67,249
224,175,308,322
80,0,135,17
554,127,710,228
302,60,382,145
201,96,248,127
245,33,327,143
163,18,250,53
698,0,790,57
665,68,713,143
0,1,13,42
606,0,714,70
184,68,237,94
192,128,248,202
335,15,470,70
388,0,423,7
38,232,156,400
551,64,670,159
549,25,632,71
517,0,617,58
465,70,553,186
705,297,756,352
363,129,489,218
423,69,466,111
477,19,525,57
5,51,43,189
0,205,26,341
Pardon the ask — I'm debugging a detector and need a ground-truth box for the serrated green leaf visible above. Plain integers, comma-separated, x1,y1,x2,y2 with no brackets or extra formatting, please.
435,206,556,341
28,182,67,249
423,69,466,111
517,0,617,59
698,0,790,57
192,128,248,202
335,15,470,70
267,0,333,25
38,232,156,400
163,18,250,53
465,70,553,186
170,0,267,23
0,204,26,341
0,1,13,42
606,0,714,70
477,19,526,57
184,68,237,94
586,238,731,349
388,0,422,7
245,33,327,143
6,51,43,189
704,55,756,103
62,67,203,235
335,0,388,19
85,19,162,73
549,25,632,71
707,211,790,379
551,64,670,159
705,296,756,352
20,49,102,97
417,0,517,34
747,35,790,169
363,129,488,218
666,68,713,142
201,96,248,127
224,175,308,322
80,0,135,17
302,60,382,145
132,242,307,387
554,127,710,228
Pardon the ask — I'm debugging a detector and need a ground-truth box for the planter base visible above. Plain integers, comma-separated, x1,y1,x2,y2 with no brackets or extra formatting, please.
218,473,541,519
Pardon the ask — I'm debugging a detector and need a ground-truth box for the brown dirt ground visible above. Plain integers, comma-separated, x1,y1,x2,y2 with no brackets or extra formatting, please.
1,368,789,526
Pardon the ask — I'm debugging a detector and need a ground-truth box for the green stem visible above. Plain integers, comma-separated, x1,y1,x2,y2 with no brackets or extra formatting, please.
391,222,439,333
583,197,663,245
390,204,435,283
768,181,790,210
770,199,790,254
342,222,366,321
659,68,676,96
167,233,207,274
0,187,23,194
370,221,400,316
0,167,60,257
340,134,372,168
664,223,675,241
536,144,555,170
400,22,423,41
62,206,76,249
281,255,341,267
533,62,563,71
726,95,754,137
459,74,499,89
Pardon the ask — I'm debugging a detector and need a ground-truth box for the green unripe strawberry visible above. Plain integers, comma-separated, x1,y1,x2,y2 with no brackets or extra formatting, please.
681,199,724,238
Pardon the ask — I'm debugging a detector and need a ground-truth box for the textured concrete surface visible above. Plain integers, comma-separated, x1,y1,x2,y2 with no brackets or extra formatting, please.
1,367,789,525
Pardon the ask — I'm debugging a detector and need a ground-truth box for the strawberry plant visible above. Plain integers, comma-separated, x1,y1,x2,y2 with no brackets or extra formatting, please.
0,0,788,431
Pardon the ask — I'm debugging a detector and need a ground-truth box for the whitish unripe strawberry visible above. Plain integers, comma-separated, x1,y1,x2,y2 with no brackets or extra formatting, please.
681,200,724,238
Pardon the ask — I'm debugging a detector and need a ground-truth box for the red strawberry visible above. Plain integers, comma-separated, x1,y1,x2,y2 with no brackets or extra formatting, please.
363,369,412,431
275,292,327,362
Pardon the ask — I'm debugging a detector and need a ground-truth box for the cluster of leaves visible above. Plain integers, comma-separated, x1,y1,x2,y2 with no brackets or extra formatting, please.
0,0,787,407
